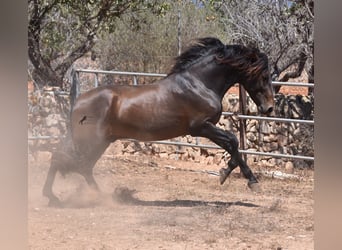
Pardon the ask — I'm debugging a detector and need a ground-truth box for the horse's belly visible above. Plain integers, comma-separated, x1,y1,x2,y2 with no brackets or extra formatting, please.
111,120,188,142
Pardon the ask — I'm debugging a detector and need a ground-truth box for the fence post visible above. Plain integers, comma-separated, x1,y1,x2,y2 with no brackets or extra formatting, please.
239,85,247,162
94,73,99,87
70,68,80,110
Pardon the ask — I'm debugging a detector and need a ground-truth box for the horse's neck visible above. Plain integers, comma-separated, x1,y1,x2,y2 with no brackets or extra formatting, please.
190,64,237,100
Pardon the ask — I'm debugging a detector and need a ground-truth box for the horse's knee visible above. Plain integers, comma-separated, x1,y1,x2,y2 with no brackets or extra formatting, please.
228,158,239,169
226,132,239,154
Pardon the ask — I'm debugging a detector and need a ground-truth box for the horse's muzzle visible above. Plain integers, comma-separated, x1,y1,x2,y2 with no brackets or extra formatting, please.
259,104,275,116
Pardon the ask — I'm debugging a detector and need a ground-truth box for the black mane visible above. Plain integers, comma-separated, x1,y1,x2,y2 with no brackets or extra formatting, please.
169,37,268,80
219,45,269,79
169,37,225,74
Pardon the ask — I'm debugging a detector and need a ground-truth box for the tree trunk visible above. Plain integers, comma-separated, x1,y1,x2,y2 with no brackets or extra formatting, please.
28,0,96,88
31,66,64,88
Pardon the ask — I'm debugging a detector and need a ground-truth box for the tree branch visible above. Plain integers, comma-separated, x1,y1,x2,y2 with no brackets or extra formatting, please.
278,52,307,82
55,33,96,76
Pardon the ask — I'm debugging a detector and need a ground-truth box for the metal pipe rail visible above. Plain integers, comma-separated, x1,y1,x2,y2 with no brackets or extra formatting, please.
272,81,314,87
28,136,65,140
75,68,166,78
222,112,314,125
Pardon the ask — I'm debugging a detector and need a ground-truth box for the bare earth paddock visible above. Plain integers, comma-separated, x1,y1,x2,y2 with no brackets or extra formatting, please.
28,145,314,250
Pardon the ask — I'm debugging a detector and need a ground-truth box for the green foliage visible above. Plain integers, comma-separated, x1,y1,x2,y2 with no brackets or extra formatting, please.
94,0,225,79
28,0,313,89
28,0,170,86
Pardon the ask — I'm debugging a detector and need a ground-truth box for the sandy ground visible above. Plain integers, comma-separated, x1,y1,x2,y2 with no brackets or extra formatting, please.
28,151,313,250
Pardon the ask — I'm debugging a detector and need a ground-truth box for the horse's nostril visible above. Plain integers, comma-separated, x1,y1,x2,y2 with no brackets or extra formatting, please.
267,107,273,114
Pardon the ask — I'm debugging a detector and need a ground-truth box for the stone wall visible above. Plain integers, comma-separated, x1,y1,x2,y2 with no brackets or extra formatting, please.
28,87,69,154
28,87,314,169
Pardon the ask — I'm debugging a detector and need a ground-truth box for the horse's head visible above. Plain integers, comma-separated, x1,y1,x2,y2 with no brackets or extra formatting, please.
243,63,275,115
220,45,275,115
168,38,275,115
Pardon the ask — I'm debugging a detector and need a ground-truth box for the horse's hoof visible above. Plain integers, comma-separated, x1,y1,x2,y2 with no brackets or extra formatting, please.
219,168,229,185
248,181,262,193
48,197,63,207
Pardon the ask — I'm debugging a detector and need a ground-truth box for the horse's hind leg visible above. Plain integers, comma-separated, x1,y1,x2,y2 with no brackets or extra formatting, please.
82,168,99,191
77,148,107,191
42,142,110,206
42,150,74,207
42,162,59,206
74,141,111,192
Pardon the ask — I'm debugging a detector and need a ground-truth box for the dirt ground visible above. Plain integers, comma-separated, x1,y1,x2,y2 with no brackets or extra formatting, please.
28,148,314,250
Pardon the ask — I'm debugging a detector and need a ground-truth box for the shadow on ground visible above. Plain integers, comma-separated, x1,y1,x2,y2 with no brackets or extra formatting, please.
112,186,259,208
47,185,259,209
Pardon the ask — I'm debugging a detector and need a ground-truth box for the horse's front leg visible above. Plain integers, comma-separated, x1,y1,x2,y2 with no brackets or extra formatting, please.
190,121,260,192
219,151,260,191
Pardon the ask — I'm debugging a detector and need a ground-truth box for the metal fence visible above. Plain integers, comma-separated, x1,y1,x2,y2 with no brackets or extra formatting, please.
29,68,314,162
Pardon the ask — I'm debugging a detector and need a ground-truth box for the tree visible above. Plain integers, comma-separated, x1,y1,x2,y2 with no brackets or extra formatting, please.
94,0,225,83
206,0,314,93
28,0,168,88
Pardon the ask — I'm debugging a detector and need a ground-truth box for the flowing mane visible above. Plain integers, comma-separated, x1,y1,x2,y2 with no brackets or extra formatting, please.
218,45,269,79
169,37,225,74
169,37,269,80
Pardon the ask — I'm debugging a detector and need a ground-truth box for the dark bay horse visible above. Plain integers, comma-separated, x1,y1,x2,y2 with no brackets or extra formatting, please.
43,37,274,206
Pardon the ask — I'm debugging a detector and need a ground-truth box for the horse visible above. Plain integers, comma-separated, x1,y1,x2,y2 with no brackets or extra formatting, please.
43,37,274,206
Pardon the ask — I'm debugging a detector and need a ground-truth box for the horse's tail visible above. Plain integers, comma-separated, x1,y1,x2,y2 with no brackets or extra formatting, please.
50,88,78,176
